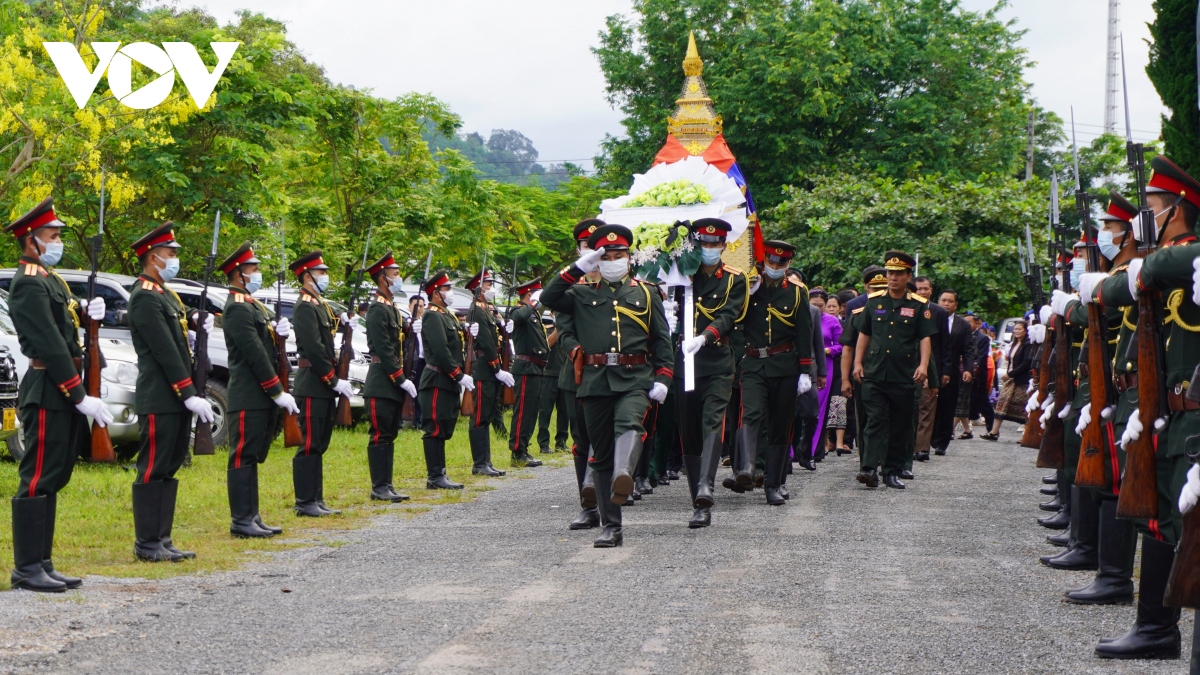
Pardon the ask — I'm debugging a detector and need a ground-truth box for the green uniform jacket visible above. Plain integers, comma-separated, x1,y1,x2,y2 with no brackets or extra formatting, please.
510,302,549,376
10,258,85,410
128,275,196,414
363,293,410,401
859,290,937,383
466,302,502,381
675,264,749,379
1137,236,1200,395
419,304,466,392
740,278,814,378
542,266,672,398
292,288,338,399
222,287,284,411
555,310,579,394
1095,263,1138,377
547,324,567,375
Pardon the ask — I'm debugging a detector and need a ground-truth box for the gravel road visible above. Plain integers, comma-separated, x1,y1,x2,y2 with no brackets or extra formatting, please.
0,435,1193,674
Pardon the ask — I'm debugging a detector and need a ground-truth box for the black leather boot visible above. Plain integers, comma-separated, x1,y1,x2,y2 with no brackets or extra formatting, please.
764,445,786,506
635,476,654,495
1039,496,1061,512
569,507,600,530
611,431,642,506
1041,486,1058,496
1191,611,1200,674
694,435,720,508
229,466,274,538
884,473,906,489
1038,475,1071,529
249,465,282,535
1095,536,1182,660
132,481,177,562
580,461,597,509
1042,474,1058,484
469,426,504,476
1041,487,1097,570
312,455,340,515
736,425,758,490
1046,531,1069,547
367,444,409,502
684,456,710,528
1065,499,1135,604
41,494,80,589
592,469,622,548
856,467,879,488
159,478,195,559
511,451,543,468
424,438,464,489
293,454,325,516
10,496,66,592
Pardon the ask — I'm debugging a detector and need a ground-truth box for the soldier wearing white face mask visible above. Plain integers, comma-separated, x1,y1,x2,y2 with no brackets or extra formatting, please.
464,269,522,473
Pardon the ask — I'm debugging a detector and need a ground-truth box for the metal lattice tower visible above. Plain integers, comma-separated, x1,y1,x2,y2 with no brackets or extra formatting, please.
1104,0,1121,134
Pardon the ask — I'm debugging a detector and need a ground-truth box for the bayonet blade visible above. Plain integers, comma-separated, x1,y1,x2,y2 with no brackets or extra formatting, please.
98,169,105,235
1070,107,1082,192
1122,34,1134,143
211,211,220,256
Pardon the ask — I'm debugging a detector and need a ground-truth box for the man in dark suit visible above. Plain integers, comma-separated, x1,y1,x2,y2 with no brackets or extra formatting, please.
968,315,995,430
930,289,976,455
913,277,951,461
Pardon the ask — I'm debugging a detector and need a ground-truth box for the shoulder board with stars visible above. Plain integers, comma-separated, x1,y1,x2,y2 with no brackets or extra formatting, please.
722,264,742,276
868,290,886,298
851,307,865,315
907,292,927,302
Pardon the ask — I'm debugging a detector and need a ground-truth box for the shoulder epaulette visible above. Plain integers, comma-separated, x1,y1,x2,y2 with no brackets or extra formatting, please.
868,290,886,298
852,307,865,315
140,280,163,293
722,264,743,275
22,263,43,276
908,292,927,302
231,292,246,303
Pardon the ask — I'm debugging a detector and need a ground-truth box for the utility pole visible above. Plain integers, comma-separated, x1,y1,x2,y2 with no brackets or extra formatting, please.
1026,109,1036,180
1104,0,1121,134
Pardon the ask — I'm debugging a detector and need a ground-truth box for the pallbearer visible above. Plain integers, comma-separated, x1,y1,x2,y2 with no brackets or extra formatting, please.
7,198,112,591
289,251,355,516
464,269,518,474
220,242,299,538
418,271,472,489
128,222,216,561
362,251,419,502
506,279,549,461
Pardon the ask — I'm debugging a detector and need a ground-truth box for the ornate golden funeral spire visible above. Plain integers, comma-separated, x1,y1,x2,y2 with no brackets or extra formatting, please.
668,32,723,156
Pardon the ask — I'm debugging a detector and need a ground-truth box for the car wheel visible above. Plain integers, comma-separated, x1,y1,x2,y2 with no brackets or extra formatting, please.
202,379,229,448
5,432,24,462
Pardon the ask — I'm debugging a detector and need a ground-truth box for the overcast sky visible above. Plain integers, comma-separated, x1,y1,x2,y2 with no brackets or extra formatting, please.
194,0,1166,169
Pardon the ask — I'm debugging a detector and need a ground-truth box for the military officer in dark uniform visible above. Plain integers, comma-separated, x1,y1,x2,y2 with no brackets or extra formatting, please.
289,251,355,516
418,271,471,489
536,312,569,454
740,241,814,505
465,269,523,473
675,218,749,528
220,242,299,538
362,251,420,502
127,222,215,561
838,266,888,460
542,224,673,547
7,198,112,591
851,251,936,489
506,279,549,460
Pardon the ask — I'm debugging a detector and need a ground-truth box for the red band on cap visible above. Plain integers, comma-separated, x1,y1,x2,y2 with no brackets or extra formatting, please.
134,231,176,256
220,248,256,274
1149,173,1200,208
1106,203,1135,222
292,256,325,277
11,209,60,238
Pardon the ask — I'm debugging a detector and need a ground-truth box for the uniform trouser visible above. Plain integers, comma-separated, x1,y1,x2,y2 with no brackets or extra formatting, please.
675,372,734,457
740,370,798,447
228,408,274,469
852,381,866,459
844,384,858,449
368,397,401,446
931,377,960,451
135,412,193,484
296,397,336,457
579,390,651,472
722,386,741,459
861,380,916,476
970,376,995,428
508,374,543,455
537,375,568,450
1129,409,1197,545
470,378,502,429
649,390,677,478
565,390,590,489
16,407,85,498
419,385,461,440
904,385,922,472
914,384,938,454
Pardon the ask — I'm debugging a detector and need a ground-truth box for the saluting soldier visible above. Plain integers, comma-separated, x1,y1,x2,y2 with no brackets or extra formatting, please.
362,251,420,502
6,198,112,592
464,270,520,473
739,241,814,506
675,218,749,528
542,224,673,547
289,251,355,517
127,222,216,561
851,251,935,489
220,242,299,538
535,312,569,455
418,271,472,489
506,279,549,460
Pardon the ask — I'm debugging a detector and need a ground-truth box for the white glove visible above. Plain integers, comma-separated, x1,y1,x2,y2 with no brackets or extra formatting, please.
1057,403,1072,419
1127,258,1144,298
458,374,475,392
1050,289,1075,317
1026,379,1038,394
412,318,422,334
80,297,106,321
682,334,707,355
1193,258,1200,306
505,319,515,334
468,322,479,337
273,317,291,338
1039,403,1054,427
1075,403,1092,435
332,378,354,399
1025,391,1040,413
400,379,418,399
797,374,812,394
1038,305,1053,326
1077,272,1106,305
1179,464,1200,514
1028,323,1045,344
188,329,197,351
749,276,762,295
75,395,113,427
1121,409,1143,447
191,311,214,334
184,395,215,424
495,370,515,388
648,382,669,403
662,300,679,333
273,392,299,415
575,247,604,273
339,312,352,327
662,299,678,315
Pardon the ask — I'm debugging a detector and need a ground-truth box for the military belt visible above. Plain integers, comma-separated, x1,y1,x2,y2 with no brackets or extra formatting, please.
1115,373,1137,394
30,357,82,370
582,353,647,367
514,354,548,367
297,358,333,369
1168,384,1200,412
744,342,794,359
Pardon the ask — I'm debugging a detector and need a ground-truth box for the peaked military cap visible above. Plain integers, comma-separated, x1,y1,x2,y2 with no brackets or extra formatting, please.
219,241,260,275
574,218,605,242
6,197,65,239
515,279,542,296
1147,155,1200,208
464,268,496,292
131,221,181,257
587,223,633,251
422,270,451,297
883,250,916,272
862,265,887,287
367,250,400,278
691,218,732,243
1099,190,1137,223
289,250,328,277
762,240,795,263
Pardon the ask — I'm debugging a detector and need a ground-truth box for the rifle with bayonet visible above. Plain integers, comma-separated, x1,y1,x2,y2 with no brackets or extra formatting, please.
461,251,487,418
500,255,517,406
334,225,373,428
1037,171,1072,470
85,170,115,462
1019,221,1049,450
277,223,302,447
192,211,220,456
400,248,433,423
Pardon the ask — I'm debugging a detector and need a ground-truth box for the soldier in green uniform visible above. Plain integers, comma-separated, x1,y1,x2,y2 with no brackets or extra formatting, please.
418,271,471,489
675,218,749,528
362,251,420,502
506,280,549,460
739,241,813,505
6,197,112,591
542,224,673,547
220,242,299,538
851,251,935,489
127,222,215,561
838,266,888,463
536,313,569,454
289,251,355,516
464,270,524,473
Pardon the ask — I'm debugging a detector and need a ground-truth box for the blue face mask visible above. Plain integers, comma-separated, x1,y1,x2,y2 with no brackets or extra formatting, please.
701,247,723,265
389,275,404,294
762,265,786,279
155,254,179,282
244,271,262,294
38,240,63,267
1097,230,1121,260
315,274,330,294
1069,257,1086,287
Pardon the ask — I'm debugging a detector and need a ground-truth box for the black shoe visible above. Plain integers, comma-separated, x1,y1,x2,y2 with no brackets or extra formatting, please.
511,453,543,468
1094,536,1181,660
780,485,790,500
473,464,505,476
914,451,930,462
540,446,553,455
254,514,282,536
554,443,568,453
1039,496,1061,512
1040,548,1099,570
635,477,653,495
765,486,785,506
593,525,623,548
667,470,681,481
933,448,946,456
426,471,464,490
39,494,81,589
688,507,711,528
856,468,879,488
1038,510,1070,529
10,496,67,593
315,501,341,516
798,458,816,471
722,476,747,494
1042,475,1057,485
159,479,196,560
1046,532,1069,547
569,508,600,530
884,474,906,489
370,485,408,503
654,473,670,486
1040,486,1058,496
899,470,914,480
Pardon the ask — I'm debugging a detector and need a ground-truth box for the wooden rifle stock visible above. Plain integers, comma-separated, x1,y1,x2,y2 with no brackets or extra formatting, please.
1019,338,1052,449
334,319,354,427
1165,506,1200,608
84,316,114,462
400,321,417,422
276,327,301,447
1116,290,1162,519
461,329,476,417
1035,315,1069,469
1076,303,1112,488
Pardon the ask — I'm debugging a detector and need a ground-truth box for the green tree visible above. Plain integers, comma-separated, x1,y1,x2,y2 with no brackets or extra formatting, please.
1147,0,1199,176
